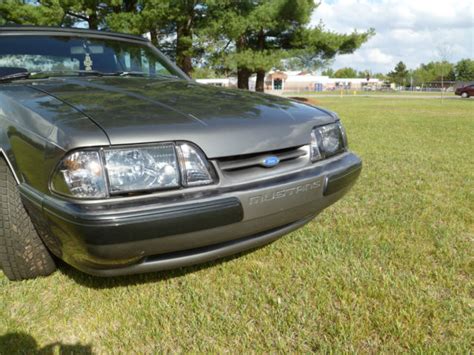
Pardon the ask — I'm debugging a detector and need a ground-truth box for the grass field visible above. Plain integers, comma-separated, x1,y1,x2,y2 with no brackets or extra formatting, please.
1,97,473,353
282,90,456,98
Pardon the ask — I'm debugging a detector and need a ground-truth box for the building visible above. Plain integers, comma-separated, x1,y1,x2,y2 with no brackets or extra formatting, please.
196,70,383,92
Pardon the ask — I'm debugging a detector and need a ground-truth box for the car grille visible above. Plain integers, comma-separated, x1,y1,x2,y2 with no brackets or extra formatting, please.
216,145,308,172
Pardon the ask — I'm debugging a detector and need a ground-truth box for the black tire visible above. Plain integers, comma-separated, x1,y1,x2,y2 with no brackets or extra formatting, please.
0,158,56,280
461,92,469,98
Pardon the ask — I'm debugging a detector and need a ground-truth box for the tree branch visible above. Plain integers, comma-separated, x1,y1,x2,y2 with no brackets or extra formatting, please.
66,11,89,22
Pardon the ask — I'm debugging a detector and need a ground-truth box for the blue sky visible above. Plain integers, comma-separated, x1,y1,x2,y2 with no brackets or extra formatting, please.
310,0,474,73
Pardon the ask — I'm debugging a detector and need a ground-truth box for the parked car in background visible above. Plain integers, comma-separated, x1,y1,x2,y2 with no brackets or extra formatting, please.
0,26,361,280
455,84,474,98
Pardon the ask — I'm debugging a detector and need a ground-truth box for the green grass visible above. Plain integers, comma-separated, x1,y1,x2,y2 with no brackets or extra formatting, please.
1,97,473,353
283,90,452,97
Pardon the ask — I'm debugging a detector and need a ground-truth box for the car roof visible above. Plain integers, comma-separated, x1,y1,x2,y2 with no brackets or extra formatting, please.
0,25,149,43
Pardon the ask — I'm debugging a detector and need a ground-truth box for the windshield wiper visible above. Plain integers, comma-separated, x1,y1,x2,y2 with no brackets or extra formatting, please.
112,71,179,80
0,71,31,82
0,69,179,82
113,71,149,77
0,70,107,82
38,70,106,77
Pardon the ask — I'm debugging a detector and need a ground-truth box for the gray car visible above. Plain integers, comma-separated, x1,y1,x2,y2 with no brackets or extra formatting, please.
0,27,361,280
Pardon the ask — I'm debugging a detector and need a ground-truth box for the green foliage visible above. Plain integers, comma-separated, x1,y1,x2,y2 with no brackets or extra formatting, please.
334,67,358,78
0,0,64,26
284,53,333,73
204,0,317,72
357,69,372,79
411,61,456,87
412,65,436,87
372,72,387,80
190,66,219,79
454,58,474,82
0,0,373,88
388,61,409,86
321,68,334,77
203,0,372,88
432,61,455,81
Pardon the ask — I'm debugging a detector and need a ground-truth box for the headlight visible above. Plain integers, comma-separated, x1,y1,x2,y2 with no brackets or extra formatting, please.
176,143,214,186
51,151,107,198
104,144,180,194
51,142,215,199
310,122,347,162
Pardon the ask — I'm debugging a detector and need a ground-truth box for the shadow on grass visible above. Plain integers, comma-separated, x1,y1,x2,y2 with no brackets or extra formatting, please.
0,332,92,354
57,247,258,290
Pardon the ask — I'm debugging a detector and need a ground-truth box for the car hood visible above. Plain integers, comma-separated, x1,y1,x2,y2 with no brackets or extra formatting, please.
32,77,336,158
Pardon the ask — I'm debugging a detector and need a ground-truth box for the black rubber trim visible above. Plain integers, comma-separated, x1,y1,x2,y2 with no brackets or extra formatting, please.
74,214,316,277
19,185,244,245
50,198,243,245
0,26,148,42
324,163,362,196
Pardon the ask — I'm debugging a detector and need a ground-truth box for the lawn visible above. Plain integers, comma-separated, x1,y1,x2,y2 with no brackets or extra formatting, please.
283,90,454,97
1,97,473,353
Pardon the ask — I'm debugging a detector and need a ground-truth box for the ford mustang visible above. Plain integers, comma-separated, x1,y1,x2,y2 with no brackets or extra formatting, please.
0,26,361,280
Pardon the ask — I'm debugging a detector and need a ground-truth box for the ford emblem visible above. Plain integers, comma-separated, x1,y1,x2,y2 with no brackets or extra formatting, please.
261,156,280,168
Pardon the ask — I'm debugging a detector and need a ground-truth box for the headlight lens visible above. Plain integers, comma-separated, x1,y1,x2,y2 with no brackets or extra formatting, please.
51,142,215,199
51,151,107,198
104,144,179,194
310,122,347,162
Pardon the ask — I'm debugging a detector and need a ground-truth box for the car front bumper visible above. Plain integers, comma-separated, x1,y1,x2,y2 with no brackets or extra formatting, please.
20,152,362,277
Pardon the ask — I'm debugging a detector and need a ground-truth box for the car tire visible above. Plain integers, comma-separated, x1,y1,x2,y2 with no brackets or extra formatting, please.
0,158,56,280
461,92,469,98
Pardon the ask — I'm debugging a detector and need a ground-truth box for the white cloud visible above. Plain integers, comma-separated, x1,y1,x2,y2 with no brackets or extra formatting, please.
311,0,474,73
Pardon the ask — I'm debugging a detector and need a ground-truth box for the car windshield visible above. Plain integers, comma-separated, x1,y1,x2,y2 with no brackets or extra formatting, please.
0,35,182,79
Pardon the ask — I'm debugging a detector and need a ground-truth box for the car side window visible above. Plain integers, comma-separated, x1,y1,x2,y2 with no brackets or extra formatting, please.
115,49,172,76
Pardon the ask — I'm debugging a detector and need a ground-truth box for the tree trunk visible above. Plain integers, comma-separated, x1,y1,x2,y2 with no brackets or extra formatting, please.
176,6,195,76
237,68,251,90
256,69,265,92
236,34,251,90
255,29,266,92
88,13,99,30
176,26,193,75
150,28,158,46
123,0,138,12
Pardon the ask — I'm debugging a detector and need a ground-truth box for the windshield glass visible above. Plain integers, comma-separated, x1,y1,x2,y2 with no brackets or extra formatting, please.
0,35,181,78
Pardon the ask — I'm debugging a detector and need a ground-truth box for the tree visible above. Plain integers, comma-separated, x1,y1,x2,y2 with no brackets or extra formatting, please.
107,1,204,75
0,0,210,75
334,67,357,78
0,0,64,26
357,69,371,79
204,0,373,91
0,0,373,88
454,59,474,82
373,72,387,81
412,65,436,88
388,61,408,86
433,61,454,82
202,0,317,90
321,68,334,77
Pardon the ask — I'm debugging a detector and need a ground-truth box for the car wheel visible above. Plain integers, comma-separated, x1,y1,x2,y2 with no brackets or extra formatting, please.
461,92,469,98
0,158,56,280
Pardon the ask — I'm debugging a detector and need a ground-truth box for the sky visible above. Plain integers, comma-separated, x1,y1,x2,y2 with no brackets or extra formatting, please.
310,0,474,73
